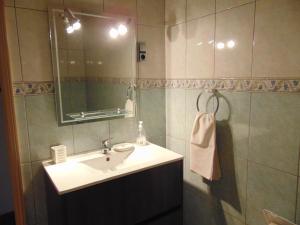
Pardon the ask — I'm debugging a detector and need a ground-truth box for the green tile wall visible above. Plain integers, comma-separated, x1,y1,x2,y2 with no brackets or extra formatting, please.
165,90,300,225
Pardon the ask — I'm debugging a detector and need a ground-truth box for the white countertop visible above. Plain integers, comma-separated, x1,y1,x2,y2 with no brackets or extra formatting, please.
43,143,183,195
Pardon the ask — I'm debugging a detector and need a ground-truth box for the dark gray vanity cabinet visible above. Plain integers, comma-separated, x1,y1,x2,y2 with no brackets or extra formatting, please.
45,160,183,225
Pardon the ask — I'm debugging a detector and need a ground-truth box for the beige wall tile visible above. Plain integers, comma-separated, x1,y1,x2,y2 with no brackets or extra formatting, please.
5,7,22,82
138,25,165,79
187,0,215,21
15,0,63,11
186,15,214,79
165,0,186,25
4,0,14,7
137,0,164,26
103,0,136,17
215,3,255,78
216,0,254,12
252,0,300,78
16,9,53,82
165,23,186,79
64,0,103,14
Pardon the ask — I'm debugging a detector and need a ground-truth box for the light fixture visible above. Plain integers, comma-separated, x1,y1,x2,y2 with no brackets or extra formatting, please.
66,25,74,34
227,40,236,48
118,24,128,36
72,19,81,30
63,8,81,34
216,42,225,49
109,28,119,39
108,19,131,39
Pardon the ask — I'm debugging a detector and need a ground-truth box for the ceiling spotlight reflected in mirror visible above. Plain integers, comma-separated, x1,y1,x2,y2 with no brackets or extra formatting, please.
109,27,119,39
62,8,81,34
118,24,128,36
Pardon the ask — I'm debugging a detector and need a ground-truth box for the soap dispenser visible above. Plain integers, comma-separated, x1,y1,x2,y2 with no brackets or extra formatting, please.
136,121,147,145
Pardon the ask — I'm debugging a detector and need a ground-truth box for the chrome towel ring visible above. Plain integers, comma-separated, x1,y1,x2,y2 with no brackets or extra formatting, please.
196,89,220,114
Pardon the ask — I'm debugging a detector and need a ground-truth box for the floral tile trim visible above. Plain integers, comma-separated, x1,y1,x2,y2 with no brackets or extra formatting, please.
13,79,300,95
138,79,300,92
60,76,136,85
13,82,55,96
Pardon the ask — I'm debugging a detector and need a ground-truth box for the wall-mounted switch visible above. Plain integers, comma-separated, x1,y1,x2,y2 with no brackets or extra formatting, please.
137,42,146,62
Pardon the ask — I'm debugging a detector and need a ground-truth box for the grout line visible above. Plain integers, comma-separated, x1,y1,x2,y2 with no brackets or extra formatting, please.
245,91,253,224
13,6,24,82
29,162,38,225
181,1,255,25
213,0,216,79
22,96,33,164
185,11,216,24
13,6,48,13
245,2,256,222
250,1,257,79
215,1,256,15
294,146,300,222
184,0,187,79
247,158,298,177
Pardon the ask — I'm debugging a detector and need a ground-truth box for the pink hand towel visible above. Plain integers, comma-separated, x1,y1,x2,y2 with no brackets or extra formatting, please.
190,112,221,181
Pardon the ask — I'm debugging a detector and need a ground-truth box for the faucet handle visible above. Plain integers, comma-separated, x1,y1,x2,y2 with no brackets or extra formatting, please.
102,138,111,148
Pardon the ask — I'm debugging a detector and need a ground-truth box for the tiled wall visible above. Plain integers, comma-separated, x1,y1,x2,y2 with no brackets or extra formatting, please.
4,1,165,225
164,1,300,225
5,0,300,225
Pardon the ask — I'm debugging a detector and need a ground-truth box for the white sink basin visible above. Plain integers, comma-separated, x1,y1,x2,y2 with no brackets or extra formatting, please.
80,150,134,171
43,143,183,195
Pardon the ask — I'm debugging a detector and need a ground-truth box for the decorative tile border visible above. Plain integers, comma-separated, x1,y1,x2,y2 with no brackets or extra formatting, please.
60,76,136,86
138,79,300,92
13,82,55,96
13,79,300,95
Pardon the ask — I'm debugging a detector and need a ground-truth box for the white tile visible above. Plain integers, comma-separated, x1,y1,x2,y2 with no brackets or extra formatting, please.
215,3,255,78
16,9,53,81
187,0,215,20
137,0,164,25
165,23,186,79
186,15,215,79
216,0,254,12
103,0,136,16
252,0,300,78
5,7,22,82
138,25,165,79
64,0,103,14
165,0,186,25
15,0,62,11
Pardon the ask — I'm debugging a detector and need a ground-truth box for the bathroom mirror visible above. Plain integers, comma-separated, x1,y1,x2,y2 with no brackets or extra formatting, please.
49,8,137,125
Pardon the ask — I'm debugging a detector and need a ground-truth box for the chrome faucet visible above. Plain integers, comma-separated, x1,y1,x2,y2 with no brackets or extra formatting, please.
102,139,111,154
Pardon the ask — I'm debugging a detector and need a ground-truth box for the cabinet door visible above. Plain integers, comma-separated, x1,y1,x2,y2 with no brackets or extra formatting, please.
137,207,182,225
47,161,183,225
124,162,183,224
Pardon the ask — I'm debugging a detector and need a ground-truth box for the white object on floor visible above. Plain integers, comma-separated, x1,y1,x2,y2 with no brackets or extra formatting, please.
262,210,296,225
112,143,135,152
51,145,67,164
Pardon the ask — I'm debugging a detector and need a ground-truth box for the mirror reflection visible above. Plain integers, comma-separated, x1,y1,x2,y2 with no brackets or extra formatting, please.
50,9,137,124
